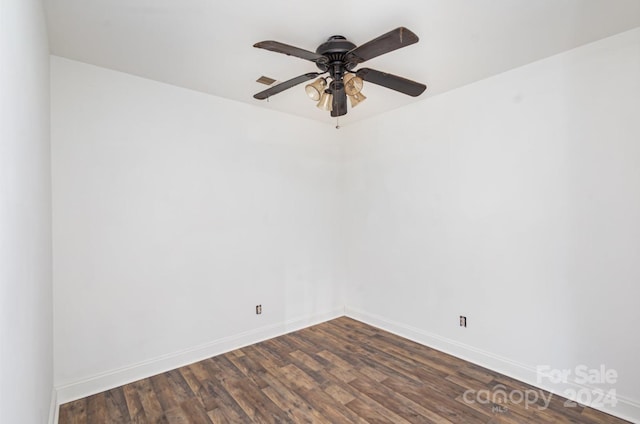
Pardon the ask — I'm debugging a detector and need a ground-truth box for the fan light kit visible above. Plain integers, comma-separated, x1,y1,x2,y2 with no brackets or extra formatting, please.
253,27,427,123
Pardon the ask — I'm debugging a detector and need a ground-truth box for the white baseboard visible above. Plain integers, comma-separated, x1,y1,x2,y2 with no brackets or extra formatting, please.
54,307,344,409
345,306,640,424
48,388,58,424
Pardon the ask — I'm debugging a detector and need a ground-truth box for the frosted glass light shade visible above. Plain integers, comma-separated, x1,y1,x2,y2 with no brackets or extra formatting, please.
317,91,333,111
305,78,327,101
348,91,366,107
344,73,364,96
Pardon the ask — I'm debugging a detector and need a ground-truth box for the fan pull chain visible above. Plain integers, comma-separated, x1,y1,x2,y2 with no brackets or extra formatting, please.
336,116,340,129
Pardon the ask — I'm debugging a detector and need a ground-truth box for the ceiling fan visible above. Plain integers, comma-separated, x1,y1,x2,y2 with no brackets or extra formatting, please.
252,27,427,117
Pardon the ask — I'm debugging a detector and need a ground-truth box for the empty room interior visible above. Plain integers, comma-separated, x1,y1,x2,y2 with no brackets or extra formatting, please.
2,0,640,423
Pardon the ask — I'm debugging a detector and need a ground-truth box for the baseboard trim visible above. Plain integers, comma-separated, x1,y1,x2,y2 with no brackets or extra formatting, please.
345,306,640,424
55,307,344,408
48,388,58,424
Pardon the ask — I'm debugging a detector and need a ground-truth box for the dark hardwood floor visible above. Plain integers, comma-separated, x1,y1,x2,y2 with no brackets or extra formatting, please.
59,317,628,423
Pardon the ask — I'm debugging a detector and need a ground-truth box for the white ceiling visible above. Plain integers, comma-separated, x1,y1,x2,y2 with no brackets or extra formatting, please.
44,0,640,126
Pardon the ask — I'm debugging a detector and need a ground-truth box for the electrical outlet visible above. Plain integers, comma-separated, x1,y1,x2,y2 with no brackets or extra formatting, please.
460,316,467,327
256,305,262,315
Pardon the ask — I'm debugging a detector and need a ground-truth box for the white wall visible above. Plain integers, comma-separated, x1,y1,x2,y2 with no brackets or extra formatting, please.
51,56,344,400
0,0,53,423
342,28,640,421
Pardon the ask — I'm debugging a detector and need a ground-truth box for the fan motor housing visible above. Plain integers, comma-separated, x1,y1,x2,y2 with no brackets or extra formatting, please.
315,36,356,74
316,35,356,55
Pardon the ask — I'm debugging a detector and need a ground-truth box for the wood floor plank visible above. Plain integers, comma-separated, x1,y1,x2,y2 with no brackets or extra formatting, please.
330,318,468,374
180,397,214,424
58,317,631,424
255,348,367,424
208,355,246,381
206,407,231,424
382,374,490,424
59,398,87,424
278,363,318,391
178,366,219,411
241,345,282,375
85,392,108,423
324,383,356,405
346,396,413,424
349,375,453,424
251,342,289,369
286,330,325,355
150,373,182,412
219,376,291,423
261,383,329,423
132,378,163,421
198,377,252,422
104,388,131,423
226,349,270,390
158,404,191,423
289,349,323,372
122,383,146,423
296,384,366,424
166,369,196,401
185,361,215,386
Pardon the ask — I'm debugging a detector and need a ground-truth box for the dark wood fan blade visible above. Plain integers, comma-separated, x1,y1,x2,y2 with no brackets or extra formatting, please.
330,81,347,117
356,68,426,97
253,73,321,100
345,27,419,65
254,41,327,63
